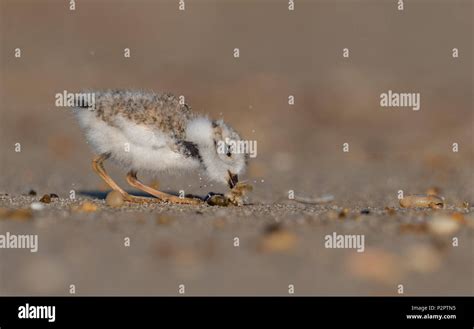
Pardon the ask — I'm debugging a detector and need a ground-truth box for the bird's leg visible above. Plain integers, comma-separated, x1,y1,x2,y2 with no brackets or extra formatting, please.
126,170,202,205
92,153,159,203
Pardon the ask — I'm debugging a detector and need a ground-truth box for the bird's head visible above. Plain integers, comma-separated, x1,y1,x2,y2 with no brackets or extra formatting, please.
186,117,247,188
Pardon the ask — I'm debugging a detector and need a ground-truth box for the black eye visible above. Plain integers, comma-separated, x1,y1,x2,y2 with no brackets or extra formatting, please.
226,146,232,157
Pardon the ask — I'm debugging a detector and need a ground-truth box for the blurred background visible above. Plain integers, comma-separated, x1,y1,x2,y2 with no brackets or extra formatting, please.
0,0,472,295
1,0,472,200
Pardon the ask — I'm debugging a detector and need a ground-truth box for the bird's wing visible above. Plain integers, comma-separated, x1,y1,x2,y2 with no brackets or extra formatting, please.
175,140,201,160
114,116,171,150
94,90,193,141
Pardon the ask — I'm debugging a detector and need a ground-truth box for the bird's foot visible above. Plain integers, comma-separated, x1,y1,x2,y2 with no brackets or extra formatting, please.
125,170,203,205
160,195,203,205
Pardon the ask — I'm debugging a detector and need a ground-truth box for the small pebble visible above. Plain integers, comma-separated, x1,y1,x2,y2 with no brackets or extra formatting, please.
28,190,37,196
427,215,460,237
360,209,370,215
264,223,282,234
74,201,98,213
400,195,444,209
50,193,59,199
105,191,124,208
259,224,297,252
338,208,349,218
293,194,334,204
39,194,51,203
30,202,45,211
206,194,230,207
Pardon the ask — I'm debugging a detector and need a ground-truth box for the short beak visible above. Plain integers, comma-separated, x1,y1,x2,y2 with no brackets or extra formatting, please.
227,170,238,189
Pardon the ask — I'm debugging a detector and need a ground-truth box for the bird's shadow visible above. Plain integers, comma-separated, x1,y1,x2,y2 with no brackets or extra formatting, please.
78,190,207,201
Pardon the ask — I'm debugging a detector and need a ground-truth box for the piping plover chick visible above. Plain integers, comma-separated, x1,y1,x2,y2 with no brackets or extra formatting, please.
74,90,247,204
